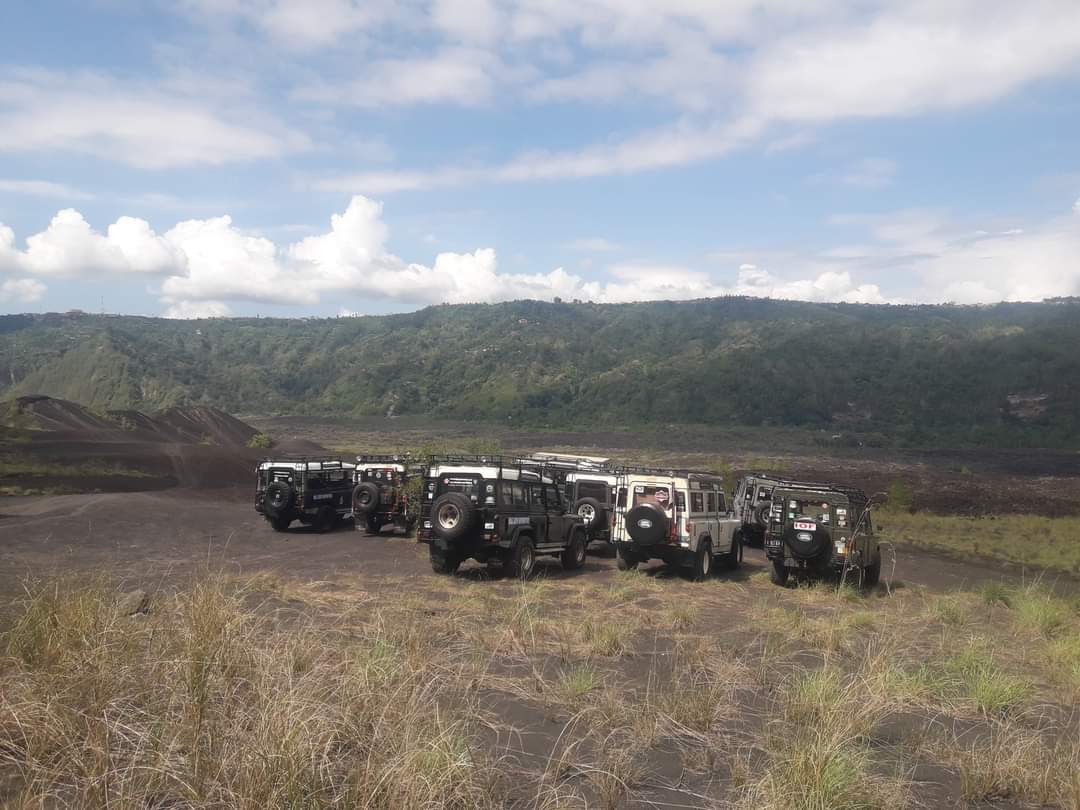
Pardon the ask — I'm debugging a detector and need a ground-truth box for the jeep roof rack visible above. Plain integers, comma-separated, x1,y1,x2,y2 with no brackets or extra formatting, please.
771,479,868,501
356,454,410,464
614,464,726,482
261,454,352,465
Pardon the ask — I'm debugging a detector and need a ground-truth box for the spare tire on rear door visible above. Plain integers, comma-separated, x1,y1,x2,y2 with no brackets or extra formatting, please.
574,497,607,537
753,502,772,527
352,482,381,514
264,481,294,515
782,521,831,561
431,492,476,542
625,502,670,546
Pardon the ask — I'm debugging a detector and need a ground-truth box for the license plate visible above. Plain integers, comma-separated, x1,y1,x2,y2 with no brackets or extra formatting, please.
793,521,816,531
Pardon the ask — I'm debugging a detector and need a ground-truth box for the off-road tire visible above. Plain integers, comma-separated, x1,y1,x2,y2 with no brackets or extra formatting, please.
352,482,381,514
862,555,881,589
574,497,607,539
691,540,713,582
561,529,587,571
769,558,790,586
314,506,335,534
506,535,537,580
753,503,771,528
616,550,638,571
431,492,476,542
269,515,291,532
430,545,461,575
625,502,670,546
365,515,383,535
264,481,293,515
720,534,741,571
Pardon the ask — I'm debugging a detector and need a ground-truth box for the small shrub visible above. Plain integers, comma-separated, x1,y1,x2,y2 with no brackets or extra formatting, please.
247,432,273,449
885,480,914,513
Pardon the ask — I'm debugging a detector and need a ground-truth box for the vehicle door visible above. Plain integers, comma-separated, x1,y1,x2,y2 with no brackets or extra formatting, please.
544,483,570,545
528,483,548,543
713,490,738,548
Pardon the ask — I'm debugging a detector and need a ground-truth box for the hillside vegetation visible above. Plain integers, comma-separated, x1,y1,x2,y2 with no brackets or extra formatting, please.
0,297,1077,446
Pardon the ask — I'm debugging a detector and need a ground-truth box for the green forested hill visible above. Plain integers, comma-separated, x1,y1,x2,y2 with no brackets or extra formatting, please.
1,297,1077,447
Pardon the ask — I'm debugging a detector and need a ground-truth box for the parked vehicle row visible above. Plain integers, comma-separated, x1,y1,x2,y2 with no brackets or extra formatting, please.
254,453,880,588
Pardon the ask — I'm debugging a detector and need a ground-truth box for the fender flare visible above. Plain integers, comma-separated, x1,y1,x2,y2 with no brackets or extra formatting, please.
503,525,535,549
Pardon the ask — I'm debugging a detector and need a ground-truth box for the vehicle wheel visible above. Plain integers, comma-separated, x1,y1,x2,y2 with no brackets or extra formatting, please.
352,482,381,514
264,481,294,515
431,493,476,542
574,497,607,538
507,535,536,580
753,503,771,528
270,515,291,532
314,507,335,534
769,558,790,586
365,515,383,535
691,540,713,582
616,550,638,571
720,534,741,571
862,555,881,589
430,545,461,575
561,529,587,571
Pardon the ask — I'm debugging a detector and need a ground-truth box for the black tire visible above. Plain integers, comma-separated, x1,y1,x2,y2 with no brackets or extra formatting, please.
561,529,587,571
264,481,294,515
269,515,291,532
616,549,638,571
506,535,536,580
431,492,476,542
352,482,381,514
624,502,670,546
574,497,608,538
314,506,335,534
783,523,831,561
753,503,771,528
720,534,741,571
863,555,881,589
365,514,383,535
769,558,790,586
430,545,461,575
403,516,418,536
691,540,713,582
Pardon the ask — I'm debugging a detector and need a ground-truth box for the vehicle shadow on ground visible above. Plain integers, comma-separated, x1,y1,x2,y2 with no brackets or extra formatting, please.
634,557,765,584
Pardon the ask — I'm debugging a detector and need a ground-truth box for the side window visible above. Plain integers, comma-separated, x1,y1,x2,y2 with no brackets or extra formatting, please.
706,492,716,513
499,480,513,505
529,485,545,512
690,491,704,513
675,491,686,511
513,482,527,506
616,487,627,508
544,485,562,509
718,492,727,512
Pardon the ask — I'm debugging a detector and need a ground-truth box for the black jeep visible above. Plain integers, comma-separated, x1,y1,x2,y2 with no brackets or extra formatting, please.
733,473,790,546
255,457,356,532
351,456,420,535
421,455,589,578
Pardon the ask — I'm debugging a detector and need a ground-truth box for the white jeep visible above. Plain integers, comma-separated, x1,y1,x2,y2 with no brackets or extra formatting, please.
612,469,742,581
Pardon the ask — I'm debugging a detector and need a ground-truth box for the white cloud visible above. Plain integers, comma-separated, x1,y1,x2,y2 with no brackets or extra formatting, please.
0,179,96,201
0,278,46,304
1,210,184,278
0,68,308,169
841,158,896,189
565,237,622,252
162,299,232,319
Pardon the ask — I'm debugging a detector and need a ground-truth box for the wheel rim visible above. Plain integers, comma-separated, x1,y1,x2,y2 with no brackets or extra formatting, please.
575,536,586,564
521,544,534,574
437,504,460,529
701,547,711,576
578,504,595,523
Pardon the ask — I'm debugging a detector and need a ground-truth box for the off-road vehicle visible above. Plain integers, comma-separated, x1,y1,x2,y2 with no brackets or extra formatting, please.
351,455,420,535
764,482,880,588
255,457,357,532
612,468,742,581
526,452,618,546
733,474,790,546
420,455,589,578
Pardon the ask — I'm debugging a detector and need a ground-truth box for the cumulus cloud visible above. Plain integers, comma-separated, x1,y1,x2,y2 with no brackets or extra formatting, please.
0,278,46,304
162,299,232,319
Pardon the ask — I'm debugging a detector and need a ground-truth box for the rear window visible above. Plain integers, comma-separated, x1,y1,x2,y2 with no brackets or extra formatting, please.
785,498,834,523
576,480,610,503
632,484,685,510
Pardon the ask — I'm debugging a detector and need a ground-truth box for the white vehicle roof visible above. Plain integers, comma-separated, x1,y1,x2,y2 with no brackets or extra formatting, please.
527,451,611,466
566,470,619,484
622,471,724,489
357,462,406,473
258,459,356,472
428,462,554,485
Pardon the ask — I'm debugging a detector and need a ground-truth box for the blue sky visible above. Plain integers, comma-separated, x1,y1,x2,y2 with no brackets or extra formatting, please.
1,0,1079,318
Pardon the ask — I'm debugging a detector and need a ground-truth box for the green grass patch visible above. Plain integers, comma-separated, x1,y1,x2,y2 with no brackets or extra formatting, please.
879,512,1080,575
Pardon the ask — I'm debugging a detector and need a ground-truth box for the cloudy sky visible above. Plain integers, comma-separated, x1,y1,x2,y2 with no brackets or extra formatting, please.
1,1,1079,318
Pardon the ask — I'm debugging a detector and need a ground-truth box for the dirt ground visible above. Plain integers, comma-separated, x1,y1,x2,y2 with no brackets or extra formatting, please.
0,489,1068,602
